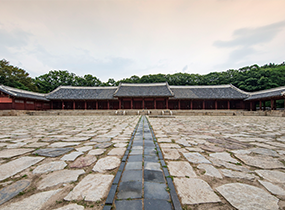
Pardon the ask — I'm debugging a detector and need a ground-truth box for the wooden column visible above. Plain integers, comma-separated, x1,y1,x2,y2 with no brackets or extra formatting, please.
107,101,110,110
228,101,230,110
250,102,253,111
142,98,145,109
271,99,274,110
131,98,133,109
96,101,98,110
215,100,218,110
12,98,15,109
263,101,266,111
24,99,27,110
62,101,64,110
51,101,53,109
119,99,121,109
84,101,87,110
178,100,181,110
154,98,156,109
73,101,75,110
259,100,262,110
274,100,276,110
190,100,193,110
165,98,168,109
202,100,205,109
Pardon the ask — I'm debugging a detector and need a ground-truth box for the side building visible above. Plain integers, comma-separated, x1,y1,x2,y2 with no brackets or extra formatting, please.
0,83,285,111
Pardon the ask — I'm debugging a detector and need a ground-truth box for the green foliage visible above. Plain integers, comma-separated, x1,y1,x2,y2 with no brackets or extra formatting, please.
1,59,285,93
0,59,38,91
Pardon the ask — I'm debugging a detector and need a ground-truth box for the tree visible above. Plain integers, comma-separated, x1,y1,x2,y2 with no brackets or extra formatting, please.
0,59,37,91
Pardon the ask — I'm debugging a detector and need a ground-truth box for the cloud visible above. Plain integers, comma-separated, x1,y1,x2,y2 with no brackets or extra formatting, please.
182,65,188,72
214,20,285,48
0,27,31,49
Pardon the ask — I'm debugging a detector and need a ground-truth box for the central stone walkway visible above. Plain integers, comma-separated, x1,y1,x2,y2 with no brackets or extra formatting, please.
109,116,177,210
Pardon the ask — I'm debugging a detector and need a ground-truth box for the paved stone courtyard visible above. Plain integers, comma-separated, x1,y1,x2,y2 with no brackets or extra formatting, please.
0,115,284,209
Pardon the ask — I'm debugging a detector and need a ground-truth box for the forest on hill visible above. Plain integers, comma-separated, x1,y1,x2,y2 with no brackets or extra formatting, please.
1,59,285,94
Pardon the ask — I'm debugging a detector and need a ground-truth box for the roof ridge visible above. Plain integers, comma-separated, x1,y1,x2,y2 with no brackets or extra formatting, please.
169,85,231,88
120,82,168,86
1,85,46,97
229,84,250,95
249,86,285,95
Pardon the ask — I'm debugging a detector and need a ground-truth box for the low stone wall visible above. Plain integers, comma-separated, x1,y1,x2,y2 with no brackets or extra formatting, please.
0,109,284,117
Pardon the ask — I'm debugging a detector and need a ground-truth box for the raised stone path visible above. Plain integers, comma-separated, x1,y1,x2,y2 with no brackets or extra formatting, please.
103,116,181,210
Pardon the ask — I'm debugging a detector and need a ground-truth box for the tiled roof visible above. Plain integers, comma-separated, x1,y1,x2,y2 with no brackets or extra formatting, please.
169,84,249,99
245,86,285,101
113,83,174,97
0,85,49,101
46,86,117,100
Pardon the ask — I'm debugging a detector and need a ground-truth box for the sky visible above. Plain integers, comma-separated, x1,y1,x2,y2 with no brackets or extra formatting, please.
0,0,285,82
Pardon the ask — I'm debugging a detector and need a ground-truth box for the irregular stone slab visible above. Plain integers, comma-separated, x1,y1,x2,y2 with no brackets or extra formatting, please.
88,149,105,156
0,148,34,158
33,161,67,174
38,169,85,190
176,139,191,147
69,155,97,168
0,180,31,205
0,156,44,181
62,137,89,142
33,147,74,157
197,164,222,179
249,148,279,157
61,151,83,161
200,144,224,152
210,152,239,164
159,143,181,149
185,147,204,152
162,149,180,160
24,142,49,148
6,143,27,149
258,180,285,196
53,204,84,210
0,189,61,210
64,174,113,201
75,146,93,152
157,138,172,143
208,157,249,172
92,156,120,172
221,169,256,180
216,183,279,210
95,142,113,149
114,143,127,148
255,170,285,183
183,152,211,164
107,148,126,156
174,178,221,204
277,150,285,155
250,142,277,150
235,154,285,169
167,161,196,177
49,142,80,148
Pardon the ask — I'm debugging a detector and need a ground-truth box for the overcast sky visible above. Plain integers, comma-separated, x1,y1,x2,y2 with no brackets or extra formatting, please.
1,0,285,82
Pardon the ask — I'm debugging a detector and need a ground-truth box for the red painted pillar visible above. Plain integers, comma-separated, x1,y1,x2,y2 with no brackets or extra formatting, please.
119,99,121,109
96,101,98,110
274,100,276,110
165,98,168,109
202,100,205,109
190,100,193,110
142,98,145,109
84,101,87,110
215,101,217,110
154,98,156,109
12,98,15,109
73,101,75,110
62,101,64,109
24,99,27,110
259,100,262,110
271,99,274,110
250,102,253,111
178,100,181,110
107,101,110,110
51,101,53,109
131,98,133,109
227,101,230,110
